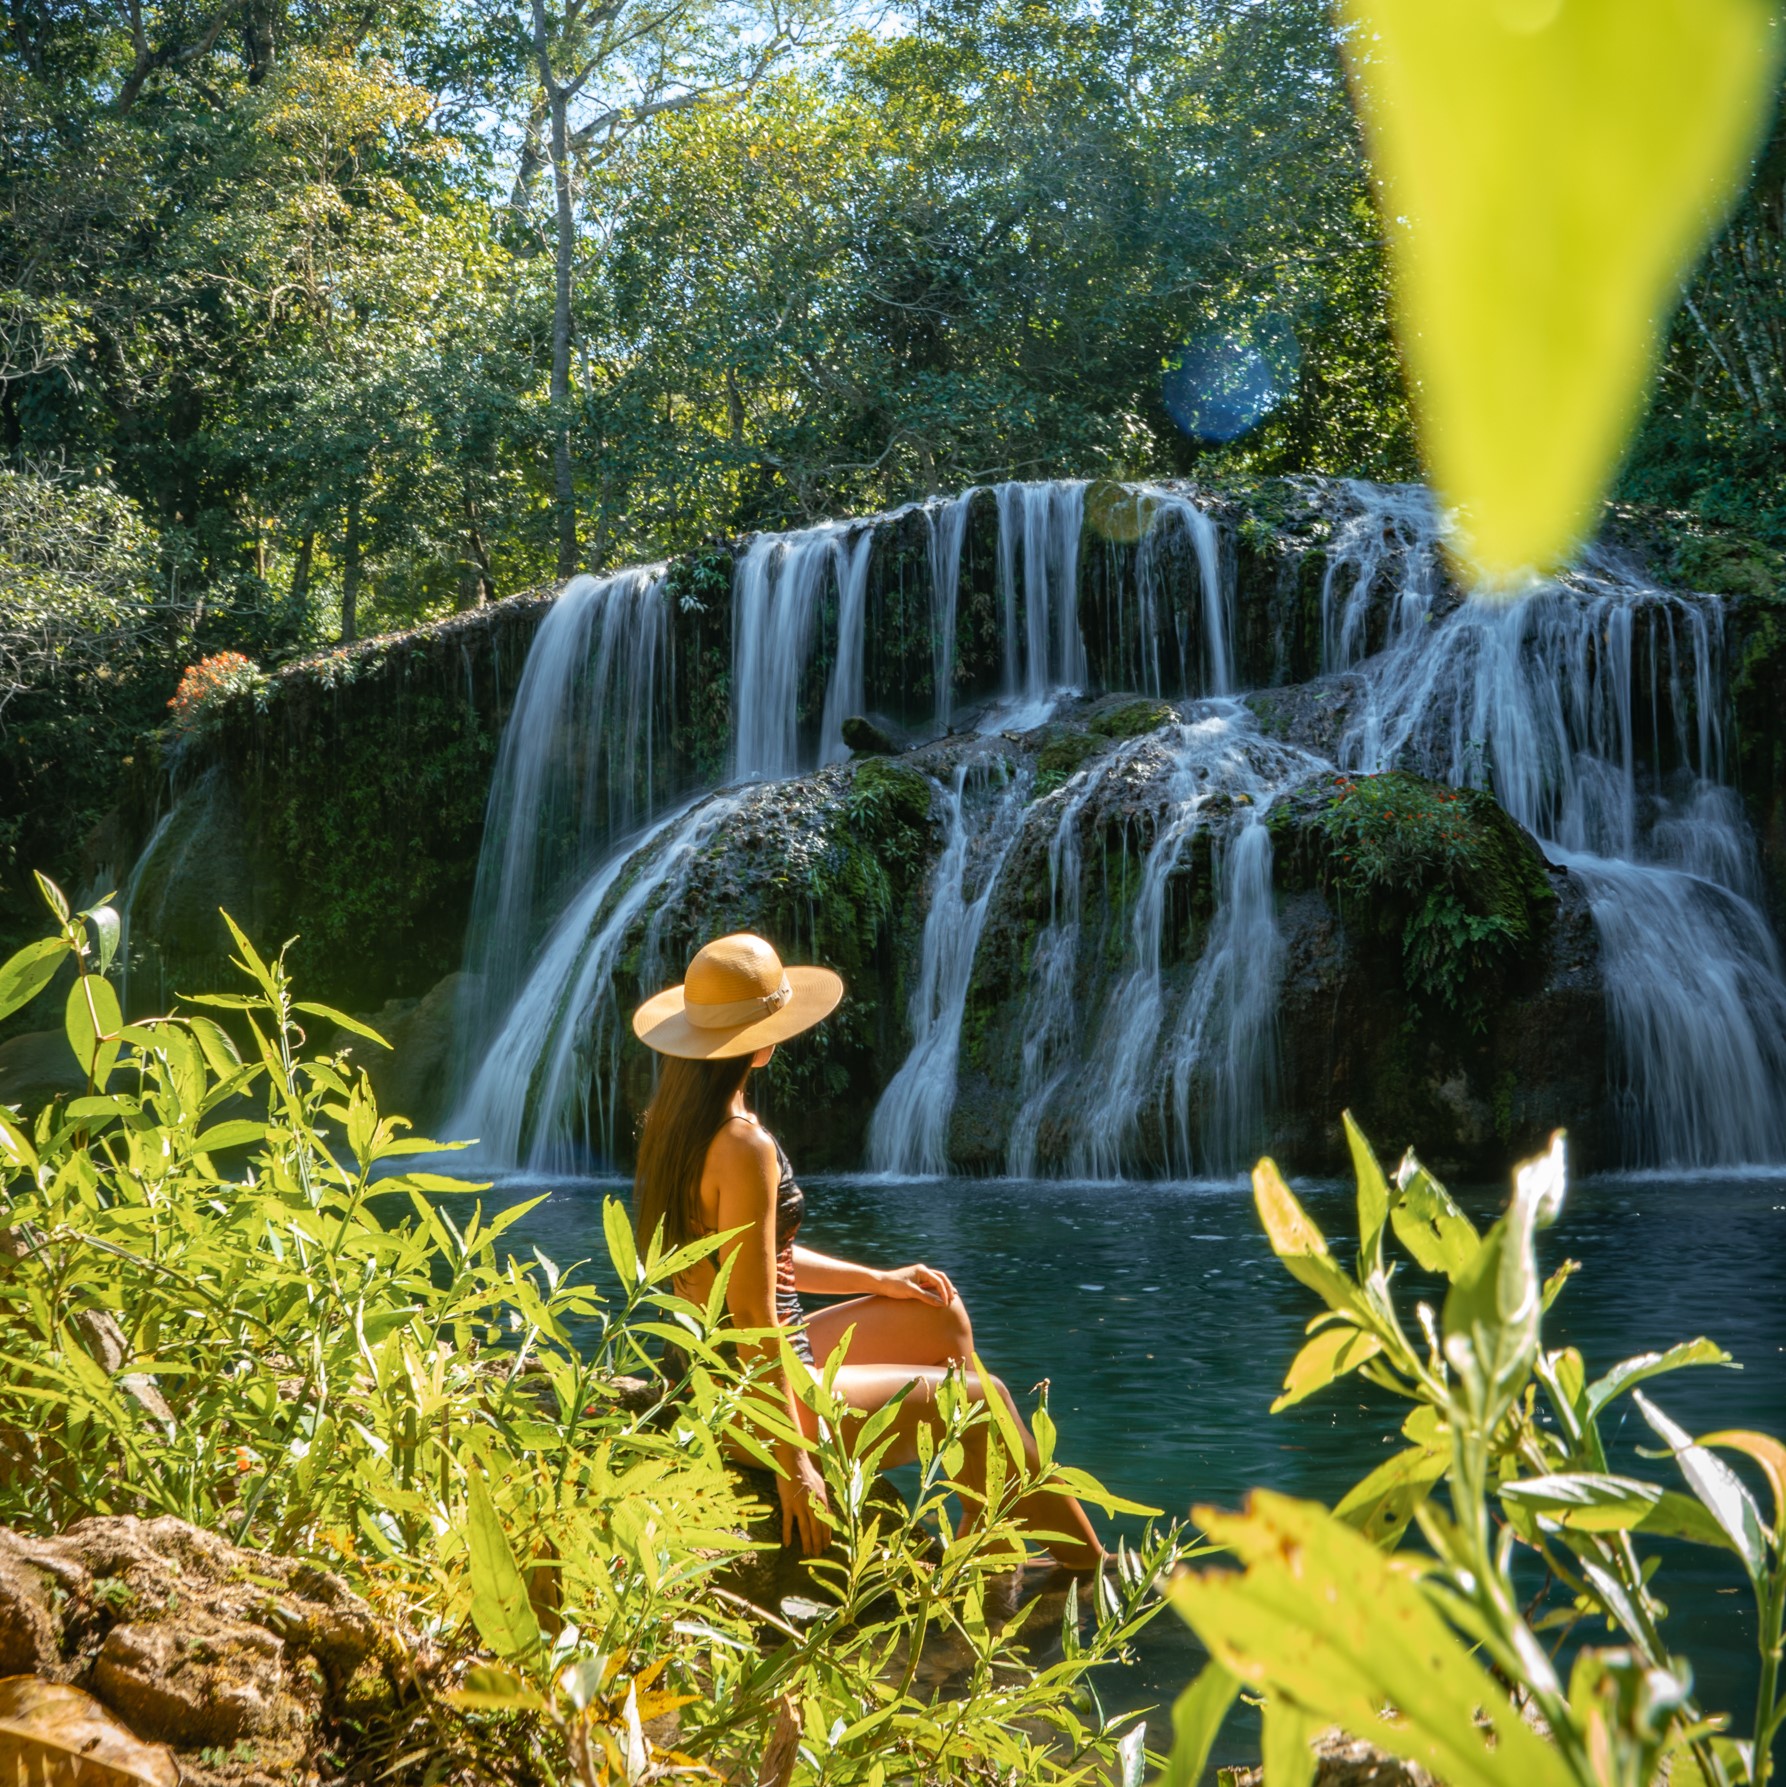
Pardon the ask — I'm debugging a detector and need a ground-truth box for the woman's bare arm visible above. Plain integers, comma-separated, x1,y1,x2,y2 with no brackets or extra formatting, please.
791,1243,956,1305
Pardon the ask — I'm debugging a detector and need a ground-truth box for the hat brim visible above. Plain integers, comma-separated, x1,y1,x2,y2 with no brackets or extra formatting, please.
631,965,844,1059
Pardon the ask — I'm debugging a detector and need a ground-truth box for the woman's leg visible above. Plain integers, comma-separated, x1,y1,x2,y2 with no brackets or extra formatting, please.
798,1303,1103,1569
804,1291,974,1369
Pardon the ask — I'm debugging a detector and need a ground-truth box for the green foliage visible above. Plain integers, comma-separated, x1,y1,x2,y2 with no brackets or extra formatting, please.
0,879,1192,1784
1309,771,1554,1028
1169,1119,1786,1787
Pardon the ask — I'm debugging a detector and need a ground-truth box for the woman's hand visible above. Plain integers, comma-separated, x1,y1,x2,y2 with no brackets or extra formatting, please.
877,1262,957,1306
779,1450,833,1555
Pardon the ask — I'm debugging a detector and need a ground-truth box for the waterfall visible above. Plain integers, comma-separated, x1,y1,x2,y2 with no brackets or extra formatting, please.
116,799,181,1016
1325,483,1786,1168
448,793,745,1170
925,492,977,730
1133,487,1233,697
732,521,874,781
995,481,1087,722
452,568,671,1091
1065,703,1322,1179
867,756,1030,1175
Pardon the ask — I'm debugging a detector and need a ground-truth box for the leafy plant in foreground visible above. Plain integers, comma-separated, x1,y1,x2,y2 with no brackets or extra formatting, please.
1165,1116,1786,1787
0,875,1190,1784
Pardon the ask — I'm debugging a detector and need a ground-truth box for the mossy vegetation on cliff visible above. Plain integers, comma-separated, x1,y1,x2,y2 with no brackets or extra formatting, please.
1286,769,1555,1029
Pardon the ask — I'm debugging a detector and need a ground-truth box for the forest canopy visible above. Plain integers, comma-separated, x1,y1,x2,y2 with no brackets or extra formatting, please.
0,0,1780,916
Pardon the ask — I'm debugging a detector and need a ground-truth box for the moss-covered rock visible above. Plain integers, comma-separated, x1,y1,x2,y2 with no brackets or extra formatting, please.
1088,698,1174,739
1276,770,1555,1030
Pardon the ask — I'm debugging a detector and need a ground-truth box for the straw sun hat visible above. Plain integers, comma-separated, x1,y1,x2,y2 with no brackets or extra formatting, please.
632,933,843,1060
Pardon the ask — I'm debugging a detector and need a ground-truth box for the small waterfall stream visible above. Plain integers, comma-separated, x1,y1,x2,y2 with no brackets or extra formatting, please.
867,758,1031,1175
453,567,671,1091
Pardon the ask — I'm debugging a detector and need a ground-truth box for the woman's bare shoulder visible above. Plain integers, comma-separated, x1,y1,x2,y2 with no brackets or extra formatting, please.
705,1117,778,1190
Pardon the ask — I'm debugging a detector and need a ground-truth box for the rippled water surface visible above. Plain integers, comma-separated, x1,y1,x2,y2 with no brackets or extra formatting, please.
501,1168,1786,1759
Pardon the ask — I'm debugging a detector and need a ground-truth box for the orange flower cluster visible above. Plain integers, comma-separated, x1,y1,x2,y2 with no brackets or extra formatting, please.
168,651,258,730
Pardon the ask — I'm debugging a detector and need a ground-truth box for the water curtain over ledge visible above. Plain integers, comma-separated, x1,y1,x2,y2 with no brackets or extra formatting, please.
111,478,1786,1180
431,478,1786,1178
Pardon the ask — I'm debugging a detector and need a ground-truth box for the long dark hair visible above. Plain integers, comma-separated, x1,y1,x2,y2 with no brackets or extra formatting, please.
633,1053,755,1255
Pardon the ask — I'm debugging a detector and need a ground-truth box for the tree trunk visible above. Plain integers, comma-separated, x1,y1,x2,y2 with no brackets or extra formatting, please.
341,488,362,643
242,0,275,84
461,482,494,608
548,81,580,576
289,528,314,609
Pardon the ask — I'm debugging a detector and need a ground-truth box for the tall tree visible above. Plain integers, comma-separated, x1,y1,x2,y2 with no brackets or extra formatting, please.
505,0,831,572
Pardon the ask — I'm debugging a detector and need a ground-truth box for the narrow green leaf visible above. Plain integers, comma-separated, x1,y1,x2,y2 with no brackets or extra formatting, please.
463,1468,541,1659
1262,1697,1319,1787
64,974,122,1085
1500,1472,1736,1551
192,1121,267,1152
1636,1393,1768,1581
219,911,277,999
1333,1437,1451,1551
1254,1159,1368,1316
83,904,121,977
185,1015,243,1078
293,1002,391,1049
34,873,69,923
603,1197,641,1286
0,1109,37,1170
0,938,68,1026
1343,1111,1389,1278
1161,1662,1238,1787
1390,1154,1479,1279
1583,1338,1733,1419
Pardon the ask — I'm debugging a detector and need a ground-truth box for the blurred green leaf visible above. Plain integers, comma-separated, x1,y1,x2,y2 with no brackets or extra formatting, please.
1271,1325,1384,1413
1170,1493,1577,1787
1161,1662,1237,1787
1583,1338,1733,1419
1389,1155,1478,1279
1636,1392,1769,1581
0,938,68,1026
1339,0,1783,580
1262,1698,1318,1787
464,1467,542,1659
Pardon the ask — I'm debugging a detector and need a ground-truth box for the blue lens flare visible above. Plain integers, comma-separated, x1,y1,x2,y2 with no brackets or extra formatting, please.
1163,321,1301,443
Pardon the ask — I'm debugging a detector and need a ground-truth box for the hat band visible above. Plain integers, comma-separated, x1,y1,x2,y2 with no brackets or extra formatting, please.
684,976,793,1030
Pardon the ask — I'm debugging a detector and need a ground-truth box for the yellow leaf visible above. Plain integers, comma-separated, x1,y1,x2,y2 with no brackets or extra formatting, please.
1339,0,1782,580
1700,1429,1786,1535
1271,1325,1384,1413
0,1677,178,1786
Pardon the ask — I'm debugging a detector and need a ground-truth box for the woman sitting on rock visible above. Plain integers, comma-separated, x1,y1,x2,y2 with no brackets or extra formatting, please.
631,932,1103,1568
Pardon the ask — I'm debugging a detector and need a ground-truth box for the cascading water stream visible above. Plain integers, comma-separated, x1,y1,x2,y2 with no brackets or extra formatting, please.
1321,483,1786,1168
867,757,1030,1175
732,521,876,781
925,491,976,731
451,568,671,1096
1063,703,1322,1180
994,481,1087,725
449,793,744,1169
